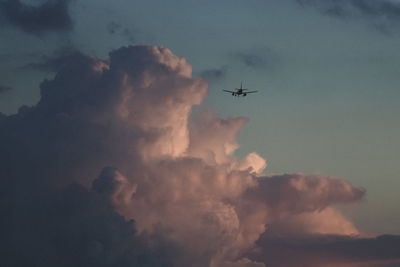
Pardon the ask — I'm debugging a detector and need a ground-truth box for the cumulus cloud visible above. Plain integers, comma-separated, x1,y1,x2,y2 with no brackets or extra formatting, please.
297,0,400,32
0,0,73,35
1,44,399,267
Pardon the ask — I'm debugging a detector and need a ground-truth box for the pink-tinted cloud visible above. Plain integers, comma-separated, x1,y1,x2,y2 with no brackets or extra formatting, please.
188,108,249,165
0,45,399,267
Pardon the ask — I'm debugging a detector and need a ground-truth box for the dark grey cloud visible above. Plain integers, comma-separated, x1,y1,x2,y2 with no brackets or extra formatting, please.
232,47,280,71
199,65,228,82
22,46,86,73
107,21,135,43
235,52,267,69
108,21,122,34
0,84,12,94
0,0,74,35
0,169,172,267
297,0,400,31
249,233,400,267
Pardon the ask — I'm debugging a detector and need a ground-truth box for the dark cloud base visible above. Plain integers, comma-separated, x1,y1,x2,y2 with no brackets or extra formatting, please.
0,176,172,267
250,233,400,267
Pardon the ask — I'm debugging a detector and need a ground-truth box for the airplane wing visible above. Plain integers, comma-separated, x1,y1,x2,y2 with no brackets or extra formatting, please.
245,90,258,93
223,90,235,93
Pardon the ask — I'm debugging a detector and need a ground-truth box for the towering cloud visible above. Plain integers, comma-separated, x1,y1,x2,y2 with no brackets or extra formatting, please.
1,45,399,266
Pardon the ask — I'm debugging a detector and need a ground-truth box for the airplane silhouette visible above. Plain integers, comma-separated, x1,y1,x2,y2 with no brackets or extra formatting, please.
223,82,258,97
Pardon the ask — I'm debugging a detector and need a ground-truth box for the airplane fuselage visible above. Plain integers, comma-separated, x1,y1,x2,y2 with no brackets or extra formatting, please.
232,89,247,96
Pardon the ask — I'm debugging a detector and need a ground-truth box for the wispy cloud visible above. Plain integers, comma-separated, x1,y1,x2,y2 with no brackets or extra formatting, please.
107,21,135,43
232,47,280,71
296,0,400,33
199,65,229,82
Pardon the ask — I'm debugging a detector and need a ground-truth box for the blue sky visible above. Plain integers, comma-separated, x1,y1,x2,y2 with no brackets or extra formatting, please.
1,0,400,236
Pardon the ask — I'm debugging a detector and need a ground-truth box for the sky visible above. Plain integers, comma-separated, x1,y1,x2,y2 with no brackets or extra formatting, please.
1,0,400,266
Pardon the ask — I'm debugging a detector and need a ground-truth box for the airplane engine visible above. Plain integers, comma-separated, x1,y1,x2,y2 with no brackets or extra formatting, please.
232,93,234,96
243,93,247,96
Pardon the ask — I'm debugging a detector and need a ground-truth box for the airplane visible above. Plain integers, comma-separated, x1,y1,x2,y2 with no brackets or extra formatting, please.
223,82,258,97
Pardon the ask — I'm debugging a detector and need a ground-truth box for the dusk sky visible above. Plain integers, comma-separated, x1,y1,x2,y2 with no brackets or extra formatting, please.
1,1,400,266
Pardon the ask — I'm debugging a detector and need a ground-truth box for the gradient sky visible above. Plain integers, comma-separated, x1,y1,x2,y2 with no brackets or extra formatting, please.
1,0,400,238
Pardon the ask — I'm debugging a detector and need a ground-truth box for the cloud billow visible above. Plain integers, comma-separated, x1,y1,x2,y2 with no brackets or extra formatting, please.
1,45,400,266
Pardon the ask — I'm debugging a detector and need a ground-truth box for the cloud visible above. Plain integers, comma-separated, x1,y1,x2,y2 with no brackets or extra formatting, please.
107,21,135,43
232,47,280,71
244,173,365,217
0,0,73,35
296,0,400,32
249,233,400,267
235,52,267,69
107,21,122,34
22,45,85,73
0,45,399,266
199,65,228,82
199,48,279,83
0,84,12,94
0,168,171,267
188,108,249,165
